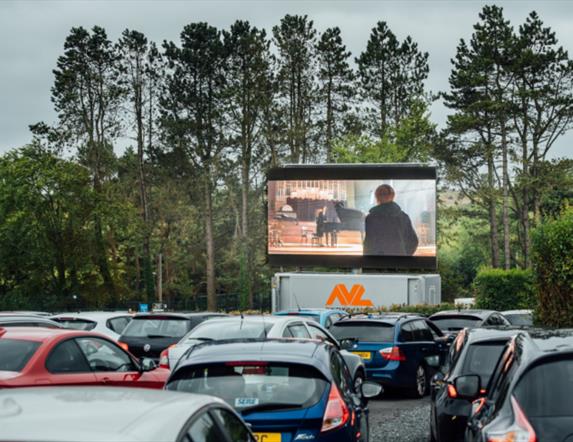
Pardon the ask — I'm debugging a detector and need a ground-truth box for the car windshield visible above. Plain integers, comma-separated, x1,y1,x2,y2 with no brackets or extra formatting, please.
167,362,327,412
0,339,41,372
514,358,573,426
121,317,189,338
430,316,481,331
53,319,97,331
186,321,274,341
461,342,506,386
330,322,394,342
503,314,533,326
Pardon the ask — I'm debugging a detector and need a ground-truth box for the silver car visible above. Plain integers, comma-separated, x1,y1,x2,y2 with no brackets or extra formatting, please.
163,315,367,391
50,311,133,340
0,387,255,442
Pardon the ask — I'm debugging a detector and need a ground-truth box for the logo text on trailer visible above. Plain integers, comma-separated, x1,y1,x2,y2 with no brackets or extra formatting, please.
325,284,373,307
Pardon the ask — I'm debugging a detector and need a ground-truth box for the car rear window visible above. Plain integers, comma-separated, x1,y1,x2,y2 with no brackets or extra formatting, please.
503,314,533,326
186,321,274,342
52,318,97,331
121,317,189,338
430,316,481,331
330,322,395,342
514,358,573,419
0,339,41,372
461,342,506,386
167,362,327,412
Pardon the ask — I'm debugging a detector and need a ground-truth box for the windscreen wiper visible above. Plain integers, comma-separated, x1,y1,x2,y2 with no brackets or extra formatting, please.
190,337,214,342
240,403,303,415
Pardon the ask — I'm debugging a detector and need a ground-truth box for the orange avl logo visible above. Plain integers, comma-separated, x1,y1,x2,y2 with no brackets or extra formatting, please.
326,284,373,307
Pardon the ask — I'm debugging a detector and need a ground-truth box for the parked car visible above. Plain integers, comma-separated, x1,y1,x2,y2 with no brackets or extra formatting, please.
0,314,62,329
274,308,350,329
0,327,168,389
501,309,533,326
466,329,573,442
429,310,510,336
118,312,227,362
166,339,382,442
0,386,255,442
330,313,448,398
0,311,52,317
429,327,519,442
162,315,366,390
51,311,133,340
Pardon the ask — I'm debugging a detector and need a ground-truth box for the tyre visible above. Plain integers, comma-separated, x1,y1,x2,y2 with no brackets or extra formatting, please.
358,411,369,442
410,364,428,398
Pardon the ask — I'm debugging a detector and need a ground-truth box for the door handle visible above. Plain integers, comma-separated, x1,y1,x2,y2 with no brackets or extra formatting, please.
101,377,111,384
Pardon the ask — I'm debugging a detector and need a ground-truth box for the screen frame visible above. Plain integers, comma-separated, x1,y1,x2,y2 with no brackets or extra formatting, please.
267,164,437,270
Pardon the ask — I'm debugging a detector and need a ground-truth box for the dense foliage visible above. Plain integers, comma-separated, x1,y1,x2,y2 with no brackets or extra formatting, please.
473,268,536,312
0,7,572,312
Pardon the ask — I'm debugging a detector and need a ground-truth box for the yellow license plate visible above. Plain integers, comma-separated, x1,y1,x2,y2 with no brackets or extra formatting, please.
254,433,281,442
352,351,371,360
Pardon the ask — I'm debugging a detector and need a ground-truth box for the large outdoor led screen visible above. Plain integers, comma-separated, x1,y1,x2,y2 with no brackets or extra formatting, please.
267,165,436,269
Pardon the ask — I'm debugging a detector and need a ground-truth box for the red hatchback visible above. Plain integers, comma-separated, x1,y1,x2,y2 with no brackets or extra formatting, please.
0,327,169,389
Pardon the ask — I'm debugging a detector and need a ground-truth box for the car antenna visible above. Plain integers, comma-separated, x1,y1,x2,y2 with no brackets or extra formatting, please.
293,292,302,312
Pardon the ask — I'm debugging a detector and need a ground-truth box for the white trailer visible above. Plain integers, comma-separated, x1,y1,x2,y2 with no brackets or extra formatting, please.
272,272,441,312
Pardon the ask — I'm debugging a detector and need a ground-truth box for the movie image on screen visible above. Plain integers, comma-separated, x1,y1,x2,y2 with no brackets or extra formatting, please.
267,165,436,269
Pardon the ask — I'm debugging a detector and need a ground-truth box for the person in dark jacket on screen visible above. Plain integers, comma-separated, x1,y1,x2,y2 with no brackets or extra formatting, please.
363,184,419,256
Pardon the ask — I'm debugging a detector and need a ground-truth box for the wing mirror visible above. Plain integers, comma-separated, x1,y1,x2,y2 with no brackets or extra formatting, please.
140,357,157,372
454,375,480,400
360,381,383,398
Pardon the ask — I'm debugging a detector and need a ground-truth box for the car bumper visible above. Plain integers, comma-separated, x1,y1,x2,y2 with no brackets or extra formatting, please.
364,361,412,389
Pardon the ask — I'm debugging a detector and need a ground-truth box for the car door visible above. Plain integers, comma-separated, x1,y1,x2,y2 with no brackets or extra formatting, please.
44,339,98,386
75,336,161,388
211,407,255,442
180,409,224,442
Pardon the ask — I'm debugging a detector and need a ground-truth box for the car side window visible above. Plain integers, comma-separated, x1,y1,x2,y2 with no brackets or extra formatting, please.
185,411,221,442
76,337,136,372
107,316,131,334
211,408,253,442
282,327,293,338
288,323,311,339
325,315,333,329
415,320,434,342
46,339,91,374
400,322,415,342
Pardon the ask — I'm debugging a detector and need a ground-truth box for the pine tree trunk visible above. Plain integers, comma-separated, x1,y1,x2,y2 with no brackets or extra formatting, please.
204,174,217,311
487,152,500,268
502,122,510,269
240,158,253,308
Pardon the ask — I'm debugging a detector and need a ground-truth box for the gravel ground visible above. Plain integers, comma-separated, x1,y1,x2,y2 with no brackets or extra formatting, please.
369,391,431,442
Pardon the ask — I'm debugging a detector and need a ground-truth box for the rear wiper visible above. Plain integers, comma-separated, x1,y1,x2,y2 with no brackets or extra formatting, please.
240,403,303,415
189,337,214,342
146,334,172,339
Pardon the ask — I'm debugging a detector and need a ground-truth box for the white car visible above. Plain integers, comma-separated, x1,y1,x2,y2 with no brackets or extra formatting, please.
0,386,254,442
162,315,366,390
50,311,133,340
501,309,533,326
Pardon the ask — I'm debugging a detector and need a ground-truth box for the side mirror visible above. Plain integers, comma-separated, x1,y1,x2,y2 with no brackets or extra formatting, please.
425,355,440,368
339,338,357,350
360,381,383,399
140,357,157,372
454,375,480,400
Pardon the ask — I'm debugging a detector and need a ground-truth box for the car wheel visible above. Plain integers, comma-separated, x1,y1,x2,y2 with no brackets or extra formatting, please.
358,411,369,442
354,371,365,393
411,365,428,398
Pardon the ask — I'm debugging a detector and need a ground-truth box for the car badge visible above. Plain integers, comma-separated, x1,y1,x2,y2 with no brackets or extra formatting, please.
143,344,151,352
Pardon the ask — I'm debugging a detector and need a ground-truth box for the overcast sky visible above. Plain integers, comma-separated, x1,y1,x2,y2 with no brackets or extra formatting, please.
1,0,572,158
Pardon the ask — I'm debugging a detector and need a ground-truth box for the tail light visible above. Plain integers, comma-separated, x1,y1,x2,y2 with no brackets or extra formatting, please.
487,396,536,442
447,384,458,398
379,346,406,362
321,383,350,432
118,342,129,352
159,345,175,369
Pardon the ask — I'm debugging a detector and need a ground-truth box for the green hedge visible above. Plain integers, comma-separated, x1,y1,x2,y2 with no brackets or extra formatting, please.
531,209,573,327
473,268,536,311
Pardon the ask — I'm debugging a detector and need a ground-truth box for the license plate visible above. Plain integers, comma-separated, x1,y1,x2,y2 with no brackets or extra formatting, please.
254,433,281,442
352,351,371,360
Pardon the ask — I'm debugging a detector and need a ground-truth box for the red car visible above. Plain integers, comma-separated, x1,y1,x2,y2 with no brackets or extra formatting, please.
0,327,169,389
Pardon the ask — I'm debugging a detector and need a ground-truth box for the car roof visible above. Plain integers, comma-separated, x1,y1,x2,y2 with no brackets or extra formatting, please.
173,339,332,380
430,309,494,319
275,309,347,315
0,327,107,342
0,311,52,317
0,386,225,442
132,312,225,319
0,315,61,324
51,311,132,321
526,328,573,354
334,313,422,325
501,309,532,315
464,327,521,344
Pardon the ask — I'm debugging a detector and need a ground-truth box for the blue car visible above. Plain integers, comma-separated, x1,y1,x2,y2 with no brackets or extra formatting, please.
330,314,448,398
165,339,382,442
274,308,349,329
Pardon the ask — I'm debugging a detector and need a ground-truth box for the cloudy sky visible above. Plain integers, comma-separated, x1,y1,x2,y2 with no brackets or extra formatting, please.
1,0,572,158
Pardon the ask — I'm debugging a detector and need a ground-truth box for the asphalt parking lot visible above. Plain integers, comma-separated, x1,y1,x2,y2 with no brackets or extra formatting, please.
369,392,431,442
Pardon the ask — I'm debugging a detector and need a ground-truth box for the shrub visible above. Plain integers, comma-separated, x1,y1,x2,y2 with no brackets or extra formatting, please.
473,268,536,312
531,209,573,327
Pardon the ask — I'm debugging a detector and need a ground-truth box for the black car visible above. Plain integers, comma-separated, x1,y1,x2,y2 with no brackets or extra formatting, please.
0,315,62,329
466,329,573,442
118,312,227,361
429,327,518,442
429,310,510,336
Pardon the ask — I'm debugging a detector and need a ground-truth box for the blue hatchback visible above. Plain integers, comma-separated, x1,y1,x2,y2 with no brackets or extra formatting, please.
330,314,448,398
165,339,381,442
274,309,349,329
